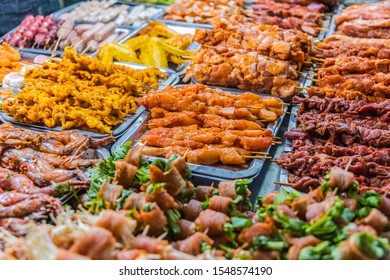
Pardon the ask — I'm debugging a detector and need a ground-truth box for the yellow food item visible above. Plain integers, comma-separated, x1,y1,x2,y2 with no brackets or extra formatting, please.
100,21,194,68
3,47,166,134
0,42,22,82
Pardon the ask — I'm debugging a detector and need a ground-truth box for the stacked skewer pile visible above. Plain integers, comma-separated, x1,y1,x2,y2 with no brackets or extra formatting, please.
185,16,313,97
276,1,390,194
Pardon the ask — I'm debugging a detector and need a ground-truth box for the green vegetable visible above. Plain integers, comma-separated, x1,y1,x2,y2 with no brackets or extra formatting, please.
166,208,181,234
201,197,210,210
151,154,179,172
356,191,382,218
86,141,132,208
305,198,345,240
143,202,156,212
235,178,252,197
146,183,166,195
298,241,331,260
355,232,390,259
273,212,308,237
116,189,133,210
223,223,237,240
200,240,212,253
252,236,286,251
230,216,253,229
125,208,137,218
273,188,288,206
88,196,106,214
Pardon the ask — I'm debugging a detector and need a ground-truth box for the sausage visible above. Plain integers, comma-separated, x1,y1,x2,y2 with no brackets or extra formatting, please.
81,22,105,42
74,24,94,35
94,22,116,42
115,31,128,43
59,30,76,49
73,39,86,53
57,19,75,39
85,40,99,53
97,33,119,48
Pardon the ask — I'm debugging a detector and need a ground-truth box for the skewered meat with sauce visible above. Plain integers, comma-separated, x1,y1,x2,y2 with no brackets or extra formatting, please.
186,47,300,97
314,35,390,59
193,18,312,70
139,85,284,116
334,1,390,26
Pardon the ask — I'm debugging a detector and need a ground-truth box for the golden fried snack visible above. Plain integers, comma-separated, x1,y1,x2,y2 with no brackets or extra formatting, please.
3,47,166,134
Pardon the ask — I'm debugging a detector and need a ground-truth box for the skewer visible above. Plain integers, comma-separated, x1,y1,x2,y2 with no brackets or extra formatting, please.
295,86,308,90
251,151,269,155
312,57,325,62
31,42,37,49
51,36,62,58
81,46,90,55
306,77,318,82
345,158,353,172
183,148,190,158
274,181,294,187
317,27,330,32
242,155,272,159
273,141,282,145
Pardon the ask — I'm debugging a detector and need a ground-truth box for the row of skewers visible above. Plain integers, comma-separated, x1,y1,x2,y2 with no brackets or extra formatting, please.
134,84,285,165
163,0,333,37
275,1,390,194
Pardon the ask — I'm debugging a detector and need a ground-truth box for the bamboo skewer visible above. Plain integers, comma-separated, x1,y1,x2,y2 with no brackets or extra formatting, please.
51,36,62,58
242,155,272,159
251,151,269,155
312,57,325,62
306,77,318,82
274,181,294,187
317,27,330,32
